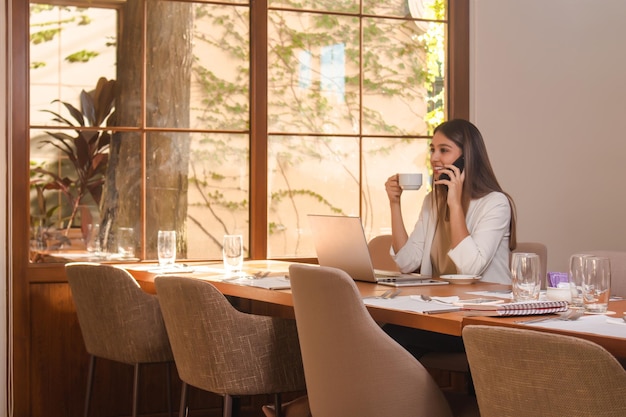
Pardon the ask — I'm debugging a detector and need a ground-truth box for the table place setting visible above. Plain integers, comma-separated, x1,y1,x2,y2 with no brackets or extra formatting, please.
126,263,197,274
518,313,626,339
216,272,292,290
363,294,462,314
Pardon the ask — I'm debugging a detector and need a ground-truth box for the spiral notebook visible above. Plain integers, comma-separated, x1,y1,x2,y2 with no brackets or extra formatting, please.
462,300,569,316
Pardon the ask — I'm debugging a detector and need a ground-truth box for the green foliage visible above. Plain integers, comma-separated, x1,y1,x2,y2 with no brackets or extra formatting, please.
30,28,61,44
65,50,99,63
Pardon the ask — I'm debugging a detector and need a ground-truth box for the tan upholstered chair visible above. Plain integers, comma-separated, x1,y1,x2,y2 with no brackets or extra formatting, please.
65,262,174,417
513,241,548,287
288,263,454,417
367,234,472,394
585,250,626,297
367,234,399,272
463,325,626,417
154,275,306,417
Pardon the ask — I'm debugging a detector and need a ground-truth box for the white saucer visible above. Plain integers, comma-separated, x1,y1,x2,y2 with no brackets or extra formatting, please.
439,274,482,285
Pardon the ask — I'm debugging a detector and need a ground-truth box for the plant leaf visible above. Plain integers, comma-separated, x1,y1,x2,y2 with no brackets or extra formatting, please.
80,90,96,126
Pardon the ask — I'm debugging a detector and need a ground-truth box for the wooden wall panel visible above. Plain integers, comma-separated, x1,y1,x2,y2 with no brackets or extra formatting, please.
27,280,292,417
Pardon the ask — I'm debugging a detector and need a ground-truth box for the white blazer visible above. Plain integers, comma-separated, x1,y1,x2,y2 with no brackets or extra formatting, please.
392,191,512,284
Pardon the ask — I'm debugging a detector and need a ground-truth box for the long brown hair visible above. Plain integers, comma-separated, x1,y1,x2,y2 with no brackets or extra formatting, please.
432,119,517,249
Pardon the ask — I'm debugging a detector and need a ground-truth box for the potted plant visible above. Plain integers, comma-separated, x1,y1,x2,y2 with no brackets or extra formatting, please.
31,77,116,248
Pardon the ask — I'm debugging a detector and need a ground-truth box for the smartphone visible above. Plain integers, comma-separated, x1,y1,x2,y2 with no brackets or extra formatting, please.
439,155,465,181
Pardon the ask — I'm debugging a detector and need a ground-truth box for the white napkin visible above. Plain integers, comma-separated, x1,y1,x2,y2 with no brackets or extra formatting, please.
605,317,626,326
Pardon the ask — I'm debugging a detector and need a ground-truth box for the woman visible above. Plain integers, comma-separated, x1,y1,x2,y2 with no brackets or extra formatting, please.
386,118,517,284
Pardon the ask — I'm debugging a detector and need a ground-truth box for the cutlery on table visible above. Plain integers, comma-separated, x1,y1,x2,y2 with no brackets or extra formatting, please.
364,289,401,300
418,294,456,304
515,308,584,324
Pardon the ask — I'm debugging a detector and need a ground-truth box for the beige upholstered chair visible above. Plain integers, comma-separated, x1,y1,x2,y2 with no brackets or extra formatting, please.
463,325,626,417
65,262,174,417
154,275,306,417
513,241,548,287
584,250,626,297
366,234,472,394
288,263,454,417
367,234,399,272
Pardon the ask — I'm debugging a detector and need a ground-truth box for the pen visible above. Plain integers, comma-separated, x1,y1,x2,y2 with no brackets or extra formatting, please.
423,308,462,314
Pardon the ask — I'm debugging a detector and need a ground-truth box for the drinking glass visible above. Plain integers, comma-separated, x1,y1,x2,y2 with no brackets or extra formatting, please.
511,252,541,302
569,253,592,307
583,256,611,313
157,230,176,267
85,223,102,255
117,227,135,259
223,234,244,275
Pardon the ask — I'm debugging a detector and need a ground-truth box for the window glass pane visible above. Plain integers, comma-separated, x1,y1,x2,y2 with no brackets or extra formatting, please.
187,132,250,259
268,11,360,135
211,0,249,4
267,135,359,258
30,126,114,259
147,1,250,131
361,137,430,240
30,5,117,125
268,0,358,14
362,17,446,135
26,0,450,264
363,0,442,20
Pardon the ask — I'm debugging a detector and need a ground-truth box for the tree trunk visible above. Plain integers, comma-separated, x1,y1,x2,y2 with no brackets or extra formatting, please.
103,0,193,258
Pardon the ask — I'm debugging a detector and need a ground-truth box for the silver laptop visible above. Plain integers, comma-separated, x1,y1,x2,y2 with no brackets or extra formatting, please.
308,214,447,287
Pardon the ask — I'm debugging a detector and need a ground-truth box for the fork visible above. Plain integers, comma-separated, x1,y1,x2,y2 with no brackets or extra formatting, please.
515,308,584,324
420,294,452,304
246,271,270,279
364,289,400,300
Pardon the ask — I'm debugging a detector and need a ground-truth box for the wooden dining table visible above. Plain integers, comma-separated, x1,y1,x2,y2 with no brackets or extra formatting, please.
125,259,626,359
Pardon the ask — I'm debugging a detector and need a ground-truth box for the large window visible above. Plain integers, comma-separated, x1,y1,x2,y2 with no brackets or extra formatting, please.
26,0,462,263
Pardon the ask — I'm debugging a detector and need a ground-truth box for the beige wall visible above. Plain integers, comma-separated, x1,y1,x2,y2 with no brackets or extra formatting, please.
470,0,626,273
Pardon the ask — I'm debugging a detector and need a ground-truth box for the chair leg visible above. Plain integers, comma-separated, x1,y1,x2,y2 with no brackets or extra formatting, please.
223,394,233,417
83,355,96,417
132,363,140,417
166,362,173,417
232,397,241,417
179,382,188,417
274,393,283,417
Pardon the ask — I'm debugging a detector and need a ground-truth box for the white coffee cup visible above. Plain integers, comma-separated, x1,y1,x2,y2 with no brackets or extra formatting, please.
398,173,422,190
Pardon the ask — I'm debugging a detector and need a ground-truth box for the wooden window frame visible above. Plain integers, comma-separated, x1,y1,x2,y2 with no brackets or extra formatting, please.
7,1,468,414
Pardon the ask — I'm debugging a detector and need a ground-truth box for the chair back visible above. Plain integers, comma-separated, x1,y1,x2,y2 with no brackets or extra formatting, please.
367,234,399,272
463,325,626,417
65,262,173,364
154,276,305,396
288,263,452,417
584,250,626,297
513,241,548,287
